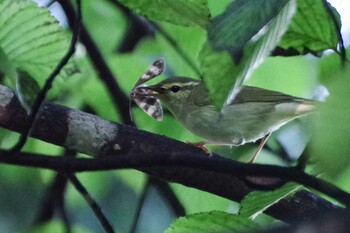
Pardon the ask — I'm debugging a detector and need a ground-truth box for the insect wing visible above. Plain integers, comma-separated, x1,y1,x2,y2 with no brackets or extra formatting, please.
133,87,163,121
135,58,165,87
130,58,165,121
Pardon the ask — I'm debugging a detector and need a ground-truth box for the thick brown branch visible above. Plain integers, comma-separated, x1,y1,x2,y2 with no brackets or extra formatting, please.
0,84,341,223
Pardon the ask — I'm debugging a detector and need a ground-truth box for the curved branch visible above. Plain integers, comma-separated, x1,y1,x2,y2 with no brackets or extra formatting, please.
0,84,341,223
0,150,348,207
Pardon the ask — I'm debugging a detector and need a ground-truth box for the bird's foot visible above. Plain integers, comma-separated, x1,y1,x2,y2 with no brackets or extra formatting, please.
185,141,212,157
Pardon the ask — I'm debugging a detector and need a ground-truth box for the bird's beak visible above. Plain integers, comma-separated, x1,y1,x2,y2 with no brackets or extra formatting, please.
134,85,165,97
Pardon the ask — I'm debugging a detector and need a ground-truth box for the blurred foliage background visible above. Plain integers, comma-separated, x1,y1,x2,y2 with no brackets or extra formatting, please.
0,0,349,232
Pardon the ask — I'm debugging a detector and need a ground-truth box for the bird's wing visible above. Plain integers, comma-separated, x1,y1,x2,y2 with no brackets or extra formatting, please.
231,86,314,105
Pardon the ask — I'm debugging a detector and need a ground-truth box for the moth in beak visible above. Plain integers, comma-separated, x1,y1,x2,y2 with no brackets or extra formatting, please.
130,58,165,121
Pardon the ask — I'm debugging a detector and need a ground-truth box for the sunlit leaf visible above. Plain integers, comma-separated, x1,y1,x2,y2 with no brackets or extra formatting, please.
0,0,76,83
118,0,210,28
0,46,17,82
312,70,350,177
198,43,237,109
279,0,341,54
239,183,301,219
208,0,290,56
318,48,350,85
200,0,296,108
16,71,40,114
164,211,260,233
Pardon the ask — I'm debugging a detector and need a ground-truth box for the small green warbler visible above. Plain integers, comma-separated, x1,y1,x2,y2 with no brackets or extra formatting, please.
132,59,316,162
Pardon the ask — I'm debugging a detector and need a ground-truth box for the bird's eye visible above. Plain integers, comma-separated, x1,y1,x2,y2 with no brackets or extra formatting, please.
170,85,181,93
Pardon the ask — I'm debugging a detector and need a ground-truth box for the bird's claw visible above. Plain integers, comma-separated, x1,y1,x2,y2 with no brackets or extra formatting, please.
185,141,212,157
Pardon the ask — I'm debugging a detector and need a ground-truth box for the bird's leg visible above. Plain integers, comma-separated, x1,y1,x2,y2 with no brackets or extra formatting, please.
186,141,212,155
248,133,271,163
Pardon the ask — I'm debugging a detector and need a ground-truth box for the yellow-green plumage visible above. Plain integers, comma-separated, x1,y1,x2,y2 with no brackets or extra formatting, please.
143,77,316,146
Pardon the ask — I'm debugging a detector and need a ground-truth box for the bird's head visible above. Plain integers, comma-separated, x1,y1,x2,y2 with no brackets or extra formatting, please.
137,76,203,110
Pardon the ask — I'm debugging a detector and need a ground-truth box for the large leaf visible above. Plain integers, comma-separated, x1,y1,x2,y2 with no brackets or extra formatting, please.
0,0,75,83
198,43,237,109
200,0,296,108
16,71,40,114
312,69,350,177
208,0,290,56
0,46,17,81
164,211,260,233
279,0,341,54
118,0,210,28
239,183,301,219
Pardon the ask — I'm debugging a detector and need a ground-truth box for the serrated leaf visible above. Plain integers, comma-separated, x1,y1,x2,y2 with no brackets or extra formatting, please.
0,46,17,82
208,0,290,56
239,183,301,219
164,211,260,233
0,0,76,83
198,43,237,109
118,0,210,28
200,0,296,108
279,0,341,54
16,71,40,114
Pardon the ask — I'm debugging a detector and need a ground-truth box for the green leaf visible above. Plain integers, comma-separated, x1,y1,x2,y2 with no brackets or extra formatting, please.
208,0,290,56
198,43,237,109
118,0,210,28
0,46,17,82
318,48,350,85
0,0,75,82
16,71,40,114
279,0,341,54
29,220,92,233
239,183,301,219
171,183,234,214
164,211,260,233
312,70,350,177
200,0,296,108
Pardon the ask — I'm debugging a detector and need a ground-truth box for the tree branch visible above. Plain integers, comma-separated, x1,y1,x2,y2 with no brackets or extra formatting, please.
0,84,342,223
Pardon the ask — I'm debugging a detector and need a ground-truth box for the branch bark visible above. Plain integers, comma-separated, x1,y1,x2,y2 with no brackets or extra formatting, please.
0,84,341,223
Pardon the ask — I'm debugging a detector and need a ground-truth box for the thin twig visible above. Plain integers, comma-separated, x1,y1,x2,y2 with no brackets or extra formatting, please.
129,179,151,233
149,22,203,78
33,150,76,232
9,0,82,152
58,0,133,125
151,178,186,217
68,174,115,233
58,199,72,233
33,173,70,226
111,0,202,78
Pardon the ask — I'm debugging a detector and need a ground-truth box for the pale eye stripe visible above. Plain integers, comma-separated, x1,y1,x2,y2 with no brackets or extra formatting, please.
183,82,200,87
164,81,200,88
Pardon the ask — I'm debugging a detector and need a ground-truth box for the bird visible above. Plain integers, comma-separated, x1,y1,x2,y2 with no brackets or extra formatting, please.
134,76,316,162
